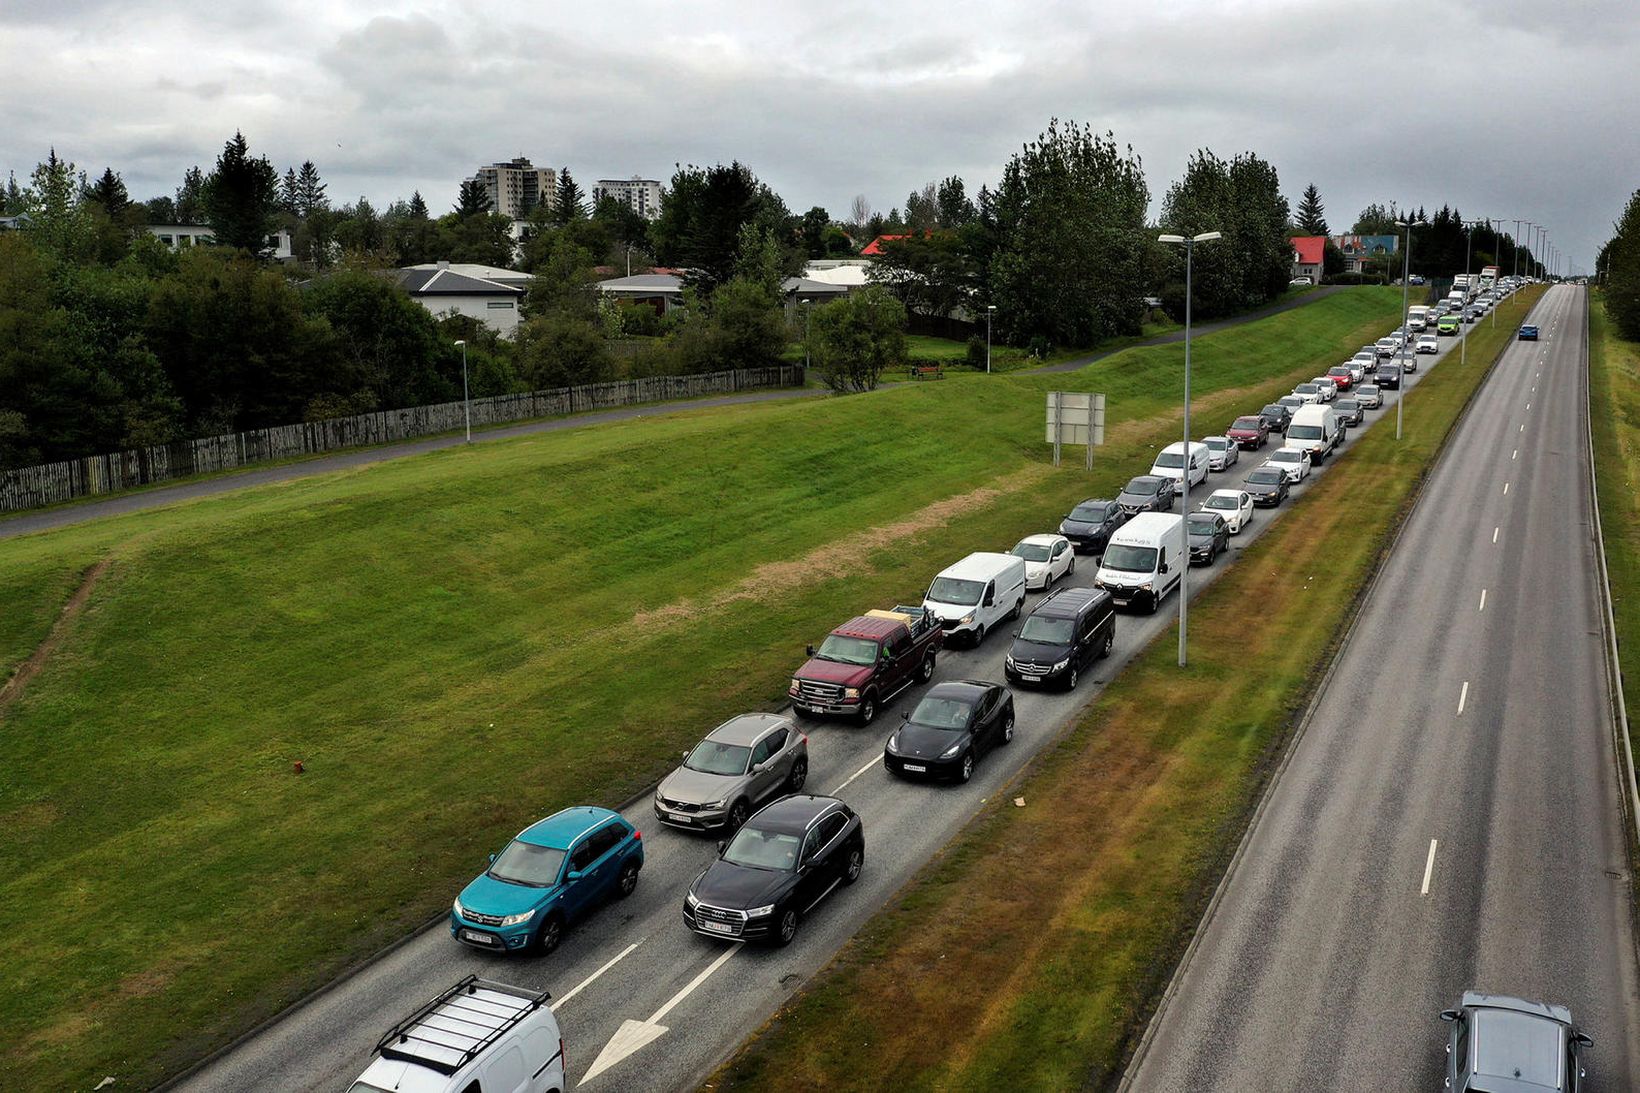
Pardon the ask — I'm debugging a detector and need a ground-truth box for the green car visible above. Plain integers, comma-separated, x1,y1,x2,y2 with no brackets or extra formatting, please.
1437,315,1461,335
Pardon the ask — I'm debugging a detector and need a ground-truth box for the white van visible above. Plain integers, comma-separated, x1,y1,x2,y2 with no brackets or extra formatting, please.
923,551,1028,646
1094,512,1185,614
1149,441,1211,488
1285,404,1341,462
349,977,565,1093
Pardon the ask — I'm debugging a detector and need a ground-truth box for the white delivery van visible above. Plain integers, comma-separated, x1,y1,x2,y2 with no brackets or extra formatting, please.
1285,404,1341,463
923,551,1028,646
349,977,565,1093
1149,441,1211,488
1094,512,1185,614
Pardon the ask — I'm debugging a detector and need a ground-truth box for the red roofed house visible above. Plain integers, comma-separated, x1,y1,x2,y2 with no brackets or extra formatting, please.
1290,236,1326,284
860,234,910,256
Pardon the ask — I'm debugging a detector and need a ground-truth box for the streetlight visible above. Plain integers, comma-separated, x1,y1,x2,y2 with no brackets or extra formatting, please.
800,299,813,372
1394,220,1412,440
1157,229,1222,668
985,305,996,374
454,339,471,443
1461,219,1478,367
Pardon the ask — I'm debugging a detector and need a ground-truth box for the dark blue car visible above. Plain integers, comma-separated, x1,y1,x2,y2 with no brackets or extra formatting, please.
1519,324,1539,340
452,806,643,954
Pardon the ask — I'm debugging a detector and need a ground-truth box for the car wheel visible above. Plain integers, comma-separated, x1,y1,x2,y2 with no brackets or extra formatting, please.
973,623,985,647
772,908,799,947
919,653,936,683
859,695,878,725
1010,597,1023,621
843,844,864,885
1001,711,1016,742
956,752,975,782
786,756,808,792
1067,664,1079,690
1101,629,1115,658
615,859,639,899
727,798,750,831
1067,556,1076,576
535,912,565,955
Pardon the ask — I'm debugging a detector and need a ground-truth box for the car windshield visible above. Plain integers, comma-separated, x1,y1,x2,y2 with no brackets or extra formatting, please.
487,839,567,888
1278,397,1303,407
927,576,984,605
683,739,752,776
910,696,975,729
1069,501,1110,522
1204,495,1236,509
1125,477,1163,496
1337,400,1359,412
1271,451,1299,463
1329,369,1349,377
1233,417,1262,430
814,633,879,666
1288,425,1323,440
722,826,803,871
1011,542,1052,562
1102,543,1158,573
1248,469,1283,484
1153,452,1185,468
1186,514,1218,533
1359,386,1378,395
1204,437,1228,450
1295,384,1318,393
1019,615,1075,644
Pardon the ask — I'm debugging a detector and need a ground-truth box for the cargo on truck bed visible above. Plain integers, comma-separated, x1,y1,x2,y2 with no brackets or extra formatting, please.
789,608,943,725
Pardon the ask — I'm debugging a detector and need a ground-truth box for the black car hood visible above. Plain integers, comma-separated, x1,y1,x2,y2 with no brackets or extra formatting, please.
1245,481,1280,494
1187,528,1217,546
1059,518,1098,536
1116,490,1156,508
892,723,967,760
692,860,792,910
1009,638,1070,664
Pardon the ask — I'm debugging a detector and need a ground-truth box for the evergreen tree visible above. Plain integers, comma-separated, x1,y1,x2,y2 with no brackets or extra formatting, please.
279,168,300,215
454,179,490,216
23,149,95,262
203,131,280,256
175,166,206,224
3,171,26,215
935,176,976,228
408,190,429,219
1294,183,1328,236
1605,187,1640,340
295,161,328,216
88,168,130,219
553,168,586,222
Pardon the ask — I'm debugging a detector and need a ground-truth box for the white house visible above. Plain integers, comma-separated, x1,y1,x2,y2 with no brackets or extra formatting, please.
398,262,527,337
146,224,294,260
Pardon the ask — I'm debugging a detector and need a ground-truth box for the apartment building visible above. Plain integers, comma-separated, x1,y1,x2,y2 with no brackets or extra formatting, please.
472,158,557,219
593,176,663,219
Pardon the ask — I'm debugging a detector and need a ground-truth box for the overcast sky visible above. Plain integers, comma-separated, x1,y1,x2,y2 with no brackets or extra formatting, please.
3,0,1634,271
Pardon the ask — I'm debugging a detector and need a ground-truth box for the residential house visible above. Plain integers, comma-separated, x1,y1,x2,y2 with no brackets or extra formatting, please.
146,224,294,261
398,261,527,337
1290,235,1326,283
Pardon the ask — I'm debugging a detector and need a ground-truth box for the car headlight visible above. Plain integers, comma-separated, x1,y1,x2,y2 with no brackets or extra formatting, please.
499,909,536,927
788,677,800,692
960,613,976,626
1053,658,1070,671
886,731,902,754
940,742,962,759
1005,654,1016,668
452,897,466,919
843,687,860,699
703,798,728,811
1139,582,1154,593
747,904,776,917
685,890,700,908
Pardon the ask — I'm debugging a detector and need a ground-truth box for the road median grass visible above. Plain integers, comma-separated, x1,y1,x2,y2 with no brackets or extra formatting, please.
1587,294,1640,807
712,285,1545,1091
0,289,1405,1089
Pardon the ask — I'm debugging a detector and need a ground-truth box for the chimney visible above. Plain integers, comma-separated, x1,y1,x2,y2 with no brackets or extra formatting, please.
437,259,450,269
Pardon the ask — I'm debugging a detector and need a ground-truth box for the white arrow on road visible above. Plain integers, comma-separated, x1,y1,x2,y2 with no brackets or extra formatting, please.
580,943,740,1083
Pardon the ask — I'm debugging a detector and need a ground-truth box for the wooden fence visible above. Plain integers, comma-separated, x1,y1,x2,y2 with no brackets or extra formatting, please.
0,365,804,513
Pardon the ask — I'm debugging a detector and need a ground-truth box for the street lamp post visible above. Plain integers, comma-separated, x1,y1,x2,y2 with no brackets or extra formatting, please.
985,305,996,374
454,339,471,443
1461,220,1477,367
800,299,812,372
1158,230,1222,668
1394,220,1412,440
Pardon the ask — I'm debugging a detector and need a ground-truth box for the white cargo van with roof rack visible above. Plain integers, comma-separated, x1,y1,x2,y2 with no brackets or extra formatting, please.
349,976,565,1093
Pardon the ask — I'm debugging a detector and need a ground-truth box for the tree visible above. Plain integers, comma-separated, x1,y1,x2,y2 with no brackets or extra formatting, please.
553,168,586,222
936,176,976,228
203,132,280,255
302,269,456,410
332,197,385,259
455,178,490,217
295,161,328,216
174,166,206,224
798,206,832,258
525,234,600,320
435,209,514,267
88,168,131,220
2,172,26,215
1352,202,1400,236
1604,187,1640,340
279,168,300,215
904,182,938,231
651,162,798,293
808,285,907,393
847,194,872,238
515,313,614,388
868,231,973,323
22,149,95,263
408,191,429,219
1158,149,1291,319
1295,183,1328,236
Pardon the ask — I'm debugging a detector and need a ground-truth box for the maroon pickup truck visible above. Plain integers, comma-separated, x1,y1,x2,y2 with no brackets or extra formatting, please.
789,607,943,724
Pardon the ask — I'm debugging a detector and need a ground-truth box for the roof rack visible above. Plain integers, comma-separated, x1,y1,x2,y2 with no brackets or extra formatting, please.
376,975,551,1076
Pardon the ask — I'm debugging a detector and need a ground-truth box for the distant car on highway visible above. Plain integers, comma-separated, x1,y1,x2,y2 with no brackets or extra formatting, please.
1265,446,1312,483
1376,362,1403,390
1441,991,1591,1092
452,807,643,955
1351,350,1379,372
1375,337,1399,358
1010,533,1075,591
1058,497,1126,554
684,795,863,946
1325,366,1355,391
1150,441,1211,487
1201,435,1239,471
1259,403,1293,434
1417,334,1440,354
1243,465,1290,507
1117,474,1177,516
1185,511,1230,565
1228,415,1271,449
1291,383,1323,404
1333,398,1364,426
1519,324,1539,340
1310,377,1339,402
1438,314,1461,335
1354,383,1382,409
885,680,1015,781
655,713,809,832
1005,586,1114,690
1199,488,1253,533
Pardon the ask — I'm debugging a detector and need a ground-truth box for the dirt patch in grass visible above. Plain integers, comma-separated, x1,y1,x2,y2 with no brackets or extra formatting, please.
0,558,108,719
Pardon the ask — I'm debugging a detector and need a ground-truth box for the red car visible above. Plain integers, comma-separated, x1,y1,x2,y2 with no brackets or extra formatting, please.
1226,415,1271,450
1325,366,1354,391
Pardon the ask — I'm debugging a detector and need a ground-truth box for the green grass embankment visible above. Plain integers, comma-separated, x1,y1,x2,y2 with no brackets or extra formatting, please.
712,285,1545,1091
0,288,1403,1089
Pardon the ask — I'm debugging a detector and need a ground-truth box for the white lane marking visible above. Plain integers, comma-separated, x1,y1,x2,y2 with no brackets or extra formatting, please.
1458,681,1470,715
1479,589,1487,612
1503,482,1510,495
832,755,881,795
1519,423,1525,432
1422,839,1439,895
652,943,738,1023
1512,449,1518,460
1493,527,1500,544
553,942,641,1011
582,945,740,1082
1526,402,1531,410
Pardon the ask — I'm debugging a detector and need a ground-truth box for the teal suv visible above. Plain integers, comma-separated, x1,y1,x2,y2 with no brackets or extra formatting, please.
451,806,643,954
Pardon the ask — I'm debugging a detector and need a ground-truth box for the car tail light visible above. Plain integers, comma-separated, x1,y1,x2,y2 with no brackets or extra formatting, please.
800,732,809,745
633,830,642,840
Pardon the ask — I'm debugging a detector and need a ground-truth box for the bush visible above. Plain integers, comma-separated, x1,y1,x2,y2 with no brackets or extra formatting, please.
810,286,908,393
965,336,987,370
1326,271,1388,286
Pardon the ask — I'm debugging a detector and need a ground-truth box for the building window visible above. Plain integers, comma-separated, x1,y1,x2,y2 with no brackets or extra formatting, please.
487,301,514,310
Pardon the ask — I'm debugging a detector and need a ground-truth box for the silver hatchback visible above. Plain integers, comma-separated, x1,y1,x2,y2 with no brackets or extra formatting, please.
655,713,808,832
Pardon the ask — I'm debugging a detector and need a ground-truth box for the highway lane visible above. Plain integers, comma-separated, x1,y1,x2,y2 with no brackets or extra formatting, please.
173,304,1480,1093
1124,285,1640,1091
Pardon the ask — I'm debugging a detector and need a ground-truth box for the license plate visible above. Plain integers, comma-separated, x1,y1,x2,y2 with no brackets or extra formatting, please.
903,763,927,772
665,811,688,822
1018,675,1038,684
701,920,736,935
462,929,492,944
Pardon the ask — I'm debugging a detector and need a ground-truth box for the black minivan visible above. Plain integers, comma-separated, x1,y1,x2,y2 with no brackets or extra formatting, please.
1004,586,1115,690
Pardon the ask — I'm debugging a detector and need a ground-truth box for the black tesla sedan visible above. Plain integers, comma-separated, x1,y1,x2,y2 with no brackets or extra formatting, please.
883,680,1015,782
683,795,863,946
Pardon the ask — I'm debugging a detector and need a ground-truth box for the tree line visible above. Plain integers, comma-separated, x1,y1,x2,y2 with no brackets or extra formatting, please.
1601,188,1640,339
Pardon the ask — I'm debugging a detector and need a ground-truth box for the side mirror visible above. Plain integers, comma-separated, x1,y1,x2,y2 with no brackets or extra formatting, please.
806,644,816,657
901,710,911,720
984,594,995,607
488,853,497,865
1439,1010,1460,1023
566,870,584,883
716,839,728,854
1573,1032,1593,1047
1159,562,1169,574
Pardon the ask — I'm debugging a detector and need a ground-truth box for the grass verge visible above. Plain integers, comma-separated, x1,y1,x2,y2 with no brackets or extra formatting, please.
0,289,1404,1089
710,285,1546,1091
1587,294,1640,783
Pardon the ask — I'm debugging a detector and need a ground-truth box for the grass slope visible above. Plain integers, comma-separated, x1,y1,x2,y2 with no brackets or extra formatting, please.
712,286,1545,1091
0,288,1401,1089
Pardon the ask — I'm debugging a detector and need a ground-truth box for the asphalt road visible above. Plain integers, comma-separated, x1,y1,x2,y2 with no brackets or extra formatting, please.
1124,285,1640,1091
173,301,1472,1093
